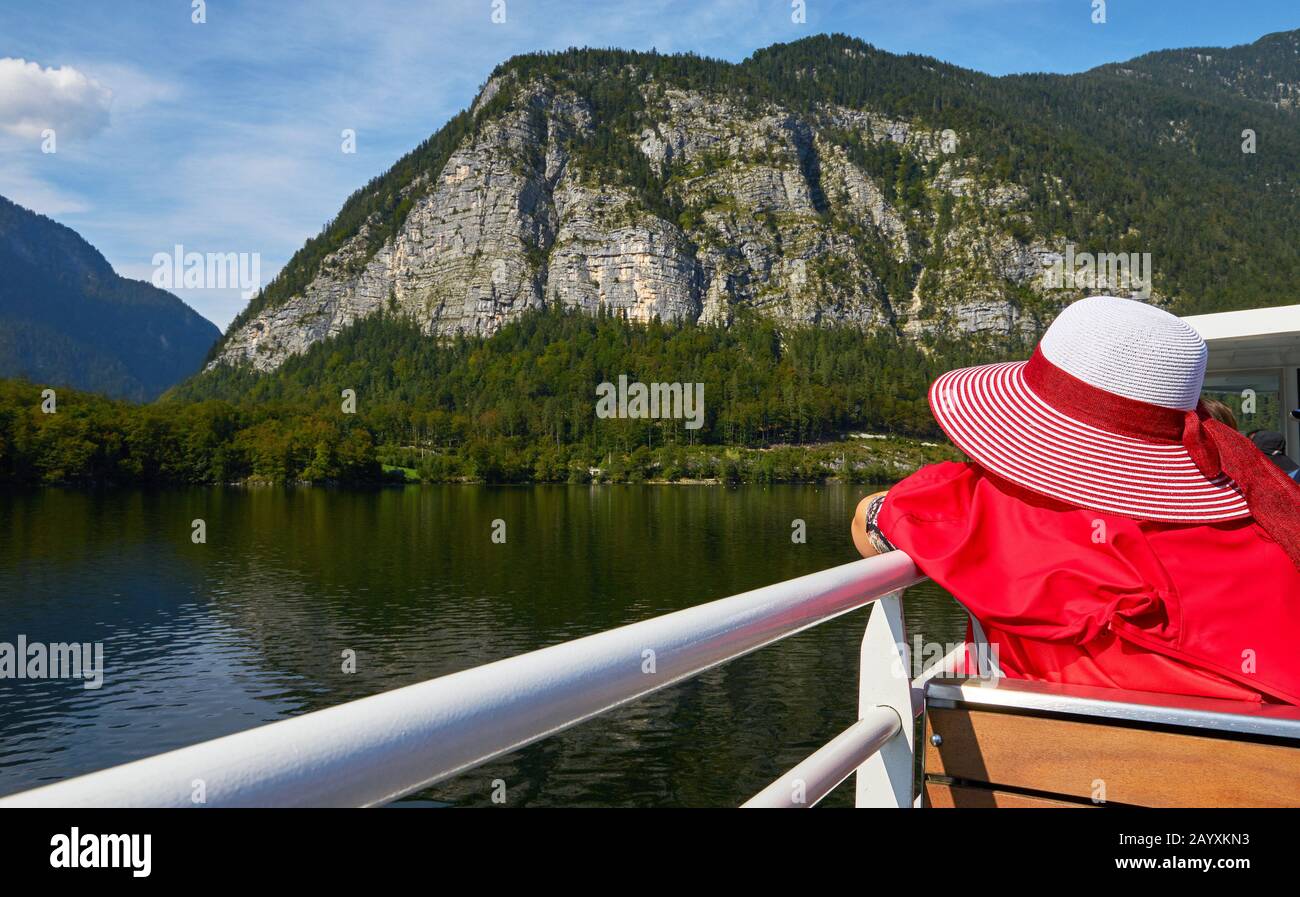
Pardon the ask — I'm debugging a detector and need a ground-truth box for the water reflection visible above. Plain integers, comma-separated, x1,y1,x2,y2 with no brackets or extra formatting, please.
0,485,965,806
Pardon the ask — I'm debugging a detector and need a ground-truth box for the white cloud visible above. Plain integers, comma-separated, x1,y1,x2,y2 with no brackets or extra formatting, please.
0,57,112,140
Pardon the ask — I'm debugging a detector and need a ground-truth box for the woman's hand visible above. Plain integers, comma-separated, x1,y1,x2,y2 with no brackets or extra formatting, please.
851,490,890,558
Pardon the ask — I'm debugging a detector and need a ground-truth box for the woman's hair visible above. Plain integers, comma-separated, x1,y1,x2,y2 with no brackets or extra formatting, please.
1202,396,1238,431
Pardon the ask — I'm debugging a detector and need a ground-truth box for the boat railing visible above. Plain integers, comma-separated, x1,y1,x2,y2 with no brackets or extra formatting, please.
0,551,929,808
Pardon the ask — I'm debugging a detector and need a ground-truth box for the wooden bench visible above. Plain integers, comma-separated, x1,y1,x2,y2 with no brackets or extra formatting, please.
921,677,1300,807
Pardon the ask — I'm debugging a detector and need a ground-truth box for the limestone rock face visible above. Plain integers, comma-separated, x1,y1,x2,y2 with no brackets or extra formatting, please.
211,78,1140,373
546,175,701,322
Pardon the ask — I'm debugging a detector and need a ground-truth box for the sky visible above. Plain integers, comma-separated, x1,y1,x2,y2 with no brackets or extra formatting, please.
1,0,1296,330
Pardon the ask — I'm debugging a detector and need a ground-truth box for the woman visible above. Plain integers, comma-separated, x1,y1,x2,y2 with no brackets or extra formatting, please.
852,296,1300,704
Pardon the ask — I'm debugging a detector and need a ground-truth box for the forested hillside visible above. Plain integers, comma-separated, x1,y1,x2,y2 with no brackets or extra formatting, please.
202,30,1300,380
1,308,983,485
0,196,220,401
11,31,1294,485
177,306,1011,442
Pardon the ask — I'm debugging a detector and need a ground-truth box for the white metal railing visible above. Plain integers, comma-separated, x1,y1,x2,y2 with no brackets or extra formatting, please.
741,708,902,808
0,552,924,809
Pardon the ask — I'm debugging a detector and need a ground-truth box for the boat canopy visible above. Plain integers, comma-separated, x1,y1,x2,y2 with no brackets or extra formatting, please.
1183,304,1300,463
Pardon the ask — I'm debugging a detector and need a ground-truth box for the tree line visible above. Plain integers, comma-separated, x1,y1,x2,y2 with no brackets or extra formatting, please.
2,308,994,485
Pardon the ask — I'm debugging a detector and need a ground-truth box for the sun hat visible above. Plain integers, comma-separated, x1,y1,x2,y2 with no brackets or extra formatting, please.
928,296,1300,564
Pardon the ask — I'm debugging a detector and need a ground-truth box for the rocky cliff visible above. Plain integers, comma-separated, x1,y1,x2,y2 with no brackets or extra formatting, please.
205,34,1300,374
211,80,1068,373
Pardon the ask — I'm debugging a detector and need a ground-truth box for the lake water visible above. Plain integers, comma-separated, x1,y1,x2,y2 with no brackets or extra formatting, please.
0,484,965,807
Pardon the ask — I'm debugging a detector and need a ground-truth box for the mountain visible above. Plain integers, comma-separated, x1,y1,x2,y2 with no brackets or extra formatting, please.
198,31,1300,379
0,195,220,402
1096,28,1300,109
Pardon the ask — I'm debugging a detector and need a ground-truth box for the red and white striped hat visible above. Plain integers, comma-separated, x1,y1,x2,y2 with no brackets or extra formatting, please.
930,296,1255,522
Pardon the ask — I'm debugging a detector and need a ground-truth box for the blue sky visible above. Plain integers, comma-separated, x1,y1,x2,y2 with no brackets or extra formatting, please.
2,0,1296,329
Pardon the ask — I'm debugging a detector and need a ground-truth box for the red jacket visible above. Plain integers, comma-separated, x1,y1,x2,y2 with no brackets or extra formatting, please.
879,461,1300,704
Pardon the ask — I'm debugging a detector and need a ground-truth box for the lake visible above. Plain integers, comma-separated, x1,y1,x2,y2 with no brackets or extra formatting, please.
0,484,965,807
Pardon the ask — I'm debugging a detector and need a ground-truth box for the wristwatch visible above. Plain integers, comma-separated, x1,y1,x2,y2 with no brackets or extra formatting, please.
864,494,897,554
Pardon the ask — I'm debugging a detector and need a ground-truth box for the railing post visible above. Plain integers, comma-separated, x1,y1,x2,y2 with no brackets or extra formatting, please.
854,590,914,807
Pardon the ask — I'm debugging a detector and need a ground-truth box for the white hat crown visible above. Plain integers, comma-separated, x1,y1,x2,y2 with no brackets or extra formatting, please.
1038,296,1207,411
